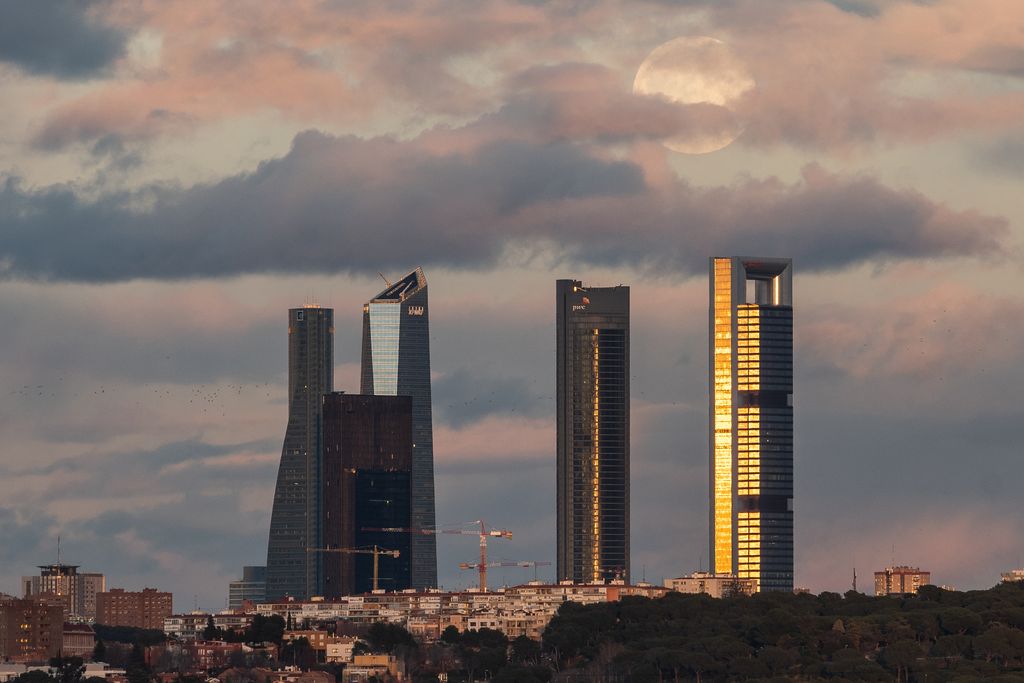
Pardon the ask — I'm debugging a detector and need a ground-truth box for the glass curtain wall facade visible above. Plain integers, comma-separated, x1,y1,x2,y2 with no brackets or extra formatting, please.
556,280,630,584
321,393,413,598
360,268,437,590
709,258,793,592
228,566,267,610
266,306,334,600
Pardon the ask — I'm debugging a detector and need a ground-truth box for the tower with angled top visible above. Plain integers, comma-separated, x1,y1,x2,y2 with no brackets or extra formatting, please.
360,268,437,590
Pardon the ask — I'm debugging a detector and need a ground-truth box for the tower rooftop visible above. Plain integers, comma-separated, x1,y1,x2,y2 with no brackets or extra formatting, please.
371,268,427,303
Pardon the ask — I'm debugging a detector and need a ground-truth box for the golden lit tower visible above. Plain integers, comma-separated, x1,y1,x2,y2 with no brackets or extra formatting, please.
710,257,793,592
556,279,630,584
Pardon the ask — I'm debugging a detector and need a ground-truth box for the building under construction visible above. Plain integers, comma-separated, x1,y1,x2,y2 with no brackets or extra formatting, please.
320,393,413,598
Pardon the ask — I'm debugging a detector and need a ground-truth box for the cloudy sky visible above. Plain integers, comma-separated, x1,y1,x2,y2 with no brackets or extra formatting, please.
1,0,1023,609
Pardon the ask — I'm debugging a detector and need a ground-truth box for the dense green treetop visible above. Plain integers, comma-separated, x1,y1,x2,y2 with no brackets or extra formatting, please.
541,582,1024,681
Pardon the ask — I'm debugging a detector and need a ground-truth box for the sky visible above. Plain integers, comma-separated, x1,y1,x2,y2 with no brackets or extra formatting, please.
1,0,1023,611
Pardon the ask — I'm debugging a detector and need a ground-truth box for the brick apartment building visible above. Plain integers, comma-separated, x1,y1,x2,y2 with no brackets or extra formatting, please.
96,588,173,630
0,597,64,662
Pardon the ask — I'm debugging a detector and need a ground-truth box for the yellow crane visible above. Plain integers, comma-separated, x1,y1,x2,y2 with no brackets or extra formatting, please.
306,546,400,592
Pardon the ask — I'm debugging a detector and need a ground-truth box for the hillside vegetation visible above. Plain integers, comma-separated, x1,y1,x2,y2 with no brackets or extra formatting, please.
541,582,1024,682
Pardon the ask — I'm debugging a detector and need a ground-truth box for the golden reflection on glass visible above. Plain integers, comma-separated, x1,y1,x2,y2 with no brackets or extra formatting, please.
737,510,761,592
591,328,601,582
712,258,733,575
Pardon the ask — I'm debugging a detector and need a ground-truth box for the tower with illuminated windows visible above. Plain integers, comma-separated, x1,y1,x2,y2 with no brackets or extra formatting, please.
710,257,793,593
556,279,630,584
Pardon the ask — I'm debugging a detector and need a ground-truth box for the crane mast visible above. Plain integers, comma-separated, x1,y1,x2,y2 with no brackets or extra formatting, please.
306,545,400,592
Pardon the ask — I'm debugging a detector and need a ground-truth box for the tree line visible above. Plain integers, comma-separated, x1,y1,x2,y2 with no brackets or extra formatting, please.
541,582,1024,681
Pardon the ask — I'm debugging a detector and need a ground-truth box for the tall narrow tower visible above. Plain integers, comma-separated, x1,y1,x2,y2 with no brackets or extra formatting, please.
709,257,793,592
556,279,630,584
266,305,334,600
360,268,437,590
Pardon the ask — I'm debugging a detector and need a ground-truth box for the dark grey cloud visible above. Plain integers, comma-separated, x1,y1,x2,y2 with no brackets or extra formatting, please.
823,0,881,16
0,437,276,478
434,369,550,428
0,0,127,79
0,440,275,605
0,130,1007,283
0,507,56,577
70,490,268,573
0,135,642,281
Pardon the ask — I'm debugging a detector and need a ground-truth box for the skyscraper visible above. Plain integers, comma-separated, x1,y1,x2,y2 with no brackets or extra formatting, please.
321,393,413,598
710,257,793,593
266,305,334,600
360,268,437,589
556,279,630,584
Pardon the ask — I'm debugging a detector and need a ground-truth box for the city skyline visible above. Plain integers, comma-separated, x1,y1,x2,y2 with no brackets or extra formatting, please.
2,0,1024,612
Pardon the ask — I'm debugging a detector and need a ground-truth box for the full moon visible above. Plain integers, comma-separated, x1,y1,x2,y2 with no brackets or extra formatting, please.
633,36,755,154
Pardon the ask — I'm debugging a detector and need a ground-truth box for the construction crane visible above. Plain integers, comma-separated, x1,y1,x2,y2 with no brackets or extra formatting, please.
365,520,512,591
459,561,551,589
306,546,400,592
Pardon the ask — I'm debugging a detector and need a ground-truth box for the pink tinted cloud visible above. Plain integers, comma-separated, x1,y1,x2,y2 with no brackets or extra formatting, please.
29,0,1024,153
802,281,1024,381
32,0,558,148
727,0,1024,148
800,506,1021,592
433,415,551,464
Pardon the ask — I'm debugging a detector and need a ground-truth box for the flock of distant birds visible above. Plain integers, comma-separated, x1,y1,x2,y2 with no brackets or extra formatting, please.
5,377,569,417
7,376,279,418
8,356,692,419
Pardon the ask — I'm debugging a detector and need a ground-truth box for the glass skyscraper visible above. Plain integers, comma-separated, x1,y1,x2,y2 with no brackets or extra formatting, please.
321,393,413,598
266,305,333,600
556,279,630,584
710,257,793,593
360,268,437,589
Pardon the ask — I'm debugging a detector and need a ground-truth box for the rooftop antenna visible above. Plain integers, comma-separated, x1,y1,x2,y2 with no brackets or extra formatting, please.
853,567,857,593
378,272,392,288
57,535,61,566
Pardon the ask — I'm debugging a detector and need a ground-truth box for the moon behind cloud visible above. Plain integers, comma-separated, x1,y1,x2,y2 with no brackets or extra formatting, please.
633,36,755,154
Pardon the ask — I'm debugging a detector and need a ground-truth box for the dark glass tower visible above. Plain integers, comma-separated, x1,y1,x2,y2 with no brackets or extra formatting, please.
710,257,793,593
556,279,630,584
360,268,437,589
321,393,413,598
266,306,333,600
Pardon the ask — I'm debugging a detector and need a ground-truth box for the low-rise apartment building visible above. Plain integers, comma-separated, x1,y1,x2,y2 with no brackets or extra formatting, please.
255,581,667,641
